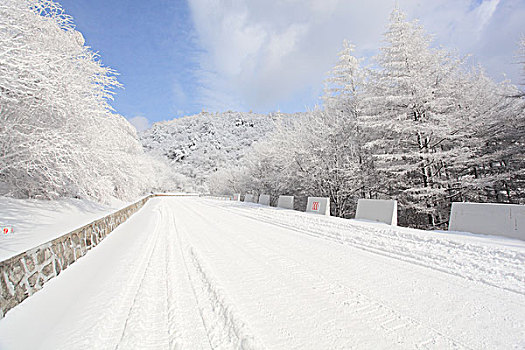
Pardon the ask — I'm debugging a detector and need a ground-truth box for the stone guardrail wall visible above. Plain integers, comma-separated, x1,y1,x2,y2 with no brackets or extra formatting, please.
0,195,155,319
201,194,233,201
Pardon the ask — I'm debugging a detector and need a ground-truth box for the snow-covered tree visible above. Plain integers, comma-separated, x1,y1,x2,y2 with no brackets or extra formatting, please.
0,0,160,202
363,7,470,227
456,68,525,204
323,40,366,116
140,111,284,192
517,35,525,97
320,40,378,213
220,109,367,217
185,7,525,226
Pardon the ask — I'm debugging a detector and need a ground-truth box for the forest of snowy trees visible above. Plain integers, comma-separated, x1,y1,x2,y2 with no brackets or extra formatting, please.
211,8,525,228
140,111,293,191
0,0,179,202
1,0,523,229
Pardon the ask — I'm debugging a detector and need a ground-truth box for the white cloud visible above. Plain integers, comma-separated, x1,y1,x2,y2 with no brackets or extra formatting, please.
474,0,500,31
172,80,187,105
188,0,525,112
128,116,150,132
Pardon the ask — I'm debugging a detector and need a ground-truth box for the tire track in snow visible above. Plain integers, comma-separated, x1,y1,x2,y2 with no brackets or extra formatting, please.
92,205,164,350
24,202,165,350
164,204,186,350
182,201,473,350
115,206,169,349
201,199,525,296
172,204,265,350
164,201,210,349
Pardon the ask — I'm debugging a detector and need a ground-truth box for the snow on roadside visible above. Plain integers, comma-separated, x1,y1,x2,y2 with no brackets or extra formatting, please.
0,196,135,261
203,199,525,295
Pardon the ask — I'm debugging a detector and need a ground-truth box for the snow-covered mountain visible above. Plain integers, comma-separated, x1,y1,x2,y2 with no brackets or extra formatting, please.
139,111,293,190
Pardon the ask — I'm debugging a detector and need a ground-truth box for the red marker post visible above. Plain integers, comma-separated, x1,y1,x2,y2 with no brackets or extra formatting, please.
306,197,330,216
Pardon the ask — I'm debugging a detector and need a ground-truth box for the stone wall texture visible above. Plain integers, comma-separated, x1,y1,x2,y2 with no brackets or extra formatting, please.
0,195,153,319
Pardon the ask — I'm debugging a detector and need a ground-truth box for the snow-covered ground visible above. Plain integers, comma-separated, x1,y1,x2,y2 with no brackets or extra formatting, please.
0,196,524,349
0,196,133,261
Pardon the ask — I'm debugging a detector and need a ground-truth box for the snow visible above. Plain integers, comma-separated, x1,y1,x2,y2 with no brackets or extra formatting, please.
0,196,524,349
0,196,134,261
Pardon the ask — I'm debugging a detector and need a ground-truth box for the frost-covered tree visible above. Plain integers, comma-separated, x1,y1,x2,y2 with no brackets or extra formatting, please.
323,40,366,116
517,35,525,97
457,68,525,204
140,111,284,192
221,109,367,217
0,0,161,201
204,8,524,226
363,8,470,227
321,40,377,212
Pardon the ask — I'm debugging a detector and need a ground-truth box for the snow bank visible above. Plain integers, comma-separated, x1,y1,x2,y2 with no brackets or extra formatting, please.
0,197,133,261
218,199,525,295
0,196,153,318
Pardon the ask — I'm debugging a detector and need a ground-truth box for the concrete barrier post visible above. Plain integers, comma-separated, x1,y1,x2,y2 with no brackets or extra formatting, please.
355,199,397,225
277,196,294,209
306,197,330,216
449,202,525,241
258,194,270,206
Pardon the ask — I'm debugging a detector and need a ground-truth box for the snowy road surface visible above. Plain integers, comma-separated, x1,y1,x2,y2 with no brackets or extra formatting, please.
0,197,524,349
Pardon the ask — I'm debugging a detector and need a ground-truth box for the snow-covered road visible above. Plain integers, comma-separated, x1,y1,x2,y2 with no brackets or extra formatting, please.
0,197,524,349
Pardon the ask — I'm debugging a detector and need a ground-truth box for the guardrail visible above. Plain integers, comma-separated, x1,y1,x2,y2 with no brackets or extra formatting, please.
0,195,161,318
200,194,233,201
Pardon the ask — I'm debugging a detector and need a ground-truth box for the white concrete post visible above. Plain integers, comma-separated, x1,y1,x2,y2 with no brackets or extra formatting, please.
355,199,397,225
258,194,270,206
449,202,525,241
306,197,330,215
277,196,294,209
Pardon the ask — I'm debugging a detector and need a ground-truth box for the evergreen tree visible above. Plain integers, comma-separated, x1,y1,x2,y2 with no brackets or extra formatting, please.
364,7,468,227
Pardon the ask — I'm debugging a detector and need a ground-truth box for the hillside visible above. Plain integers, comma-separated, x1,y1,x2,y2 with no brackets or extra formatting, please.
139,111,293,190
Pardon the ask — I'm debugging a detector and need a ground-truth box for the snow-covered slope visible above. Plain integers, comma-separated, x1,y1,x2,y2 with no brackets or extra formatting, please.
139,111,294,190
0,196,132,261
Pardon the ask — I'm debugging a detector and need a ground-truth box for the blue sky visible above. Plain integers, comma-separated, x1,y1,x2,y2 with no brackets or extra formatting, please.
58,0,524,130
59,0,202,128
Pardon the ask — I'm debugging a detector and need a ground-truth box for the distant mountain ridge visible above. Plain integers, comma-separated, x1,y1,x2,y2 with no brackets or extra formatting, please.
139,111,295,190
